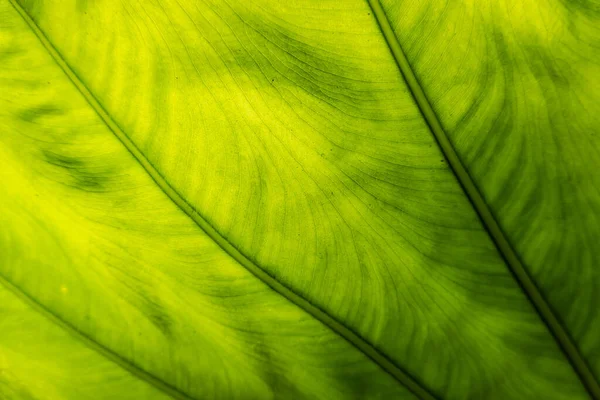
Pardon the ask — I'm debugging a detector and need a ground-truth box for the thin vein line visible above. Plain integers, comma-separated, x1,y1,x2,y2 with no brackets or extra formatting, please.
366,1,600,399
8,1,435,399
0,274,192,400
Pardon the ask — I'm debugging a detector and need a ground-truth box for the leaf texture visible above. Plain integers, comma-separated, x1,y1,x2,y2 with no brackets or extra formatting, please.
377,0,600,379
0,3,416,399
0,0,599,399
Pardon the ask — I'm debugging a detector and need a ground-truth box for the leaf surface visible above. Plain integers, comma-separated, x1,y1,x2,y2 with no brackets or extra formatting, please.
374,0,600,393
1,0,599,399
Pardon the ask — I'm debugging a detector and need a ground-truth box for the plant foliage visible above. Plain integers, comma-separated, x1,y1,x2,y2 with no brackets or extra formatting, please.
1,0,599,399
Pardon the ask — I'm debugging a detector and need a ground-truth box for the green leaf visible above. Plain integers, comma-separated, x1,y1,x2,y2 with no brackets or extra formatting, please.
0,0,598,399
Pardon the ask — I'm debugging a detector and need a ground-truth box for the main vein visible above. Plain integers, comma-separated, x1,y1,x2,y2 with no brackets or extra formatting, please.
366,1,600,399
8,1,436,399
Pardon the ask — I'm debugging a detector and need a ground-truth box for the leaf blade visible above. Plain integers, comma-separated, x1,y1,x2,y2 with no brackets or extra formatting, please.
2,0,597,399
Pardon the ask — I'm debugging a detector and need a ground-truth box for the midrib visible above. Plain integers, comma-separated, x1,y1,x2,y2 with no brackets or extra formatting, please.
366,0,600,399
7,1,436,399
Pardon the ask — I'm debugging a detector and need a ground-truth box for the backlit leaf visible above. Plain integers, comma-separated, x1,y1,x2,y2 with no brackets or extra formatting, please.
1,0,598,399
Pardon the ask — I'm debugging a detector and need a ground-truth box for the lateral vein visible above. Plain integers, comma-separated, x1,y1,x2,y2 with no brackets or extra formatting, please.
8,1,435,399
366,0,600,399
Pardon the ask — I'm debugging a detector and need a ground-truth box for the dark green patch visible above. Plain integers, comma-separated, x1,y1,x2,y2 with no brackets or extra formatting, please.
147,312,173,338
76,0,88,13
73,173,106,190
138,291,174,339
250,339,305,398
0,372,39,400
18,105,62,122
41,149,108,191
0,47,21,63
560,0,600,16
42,149,84,169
